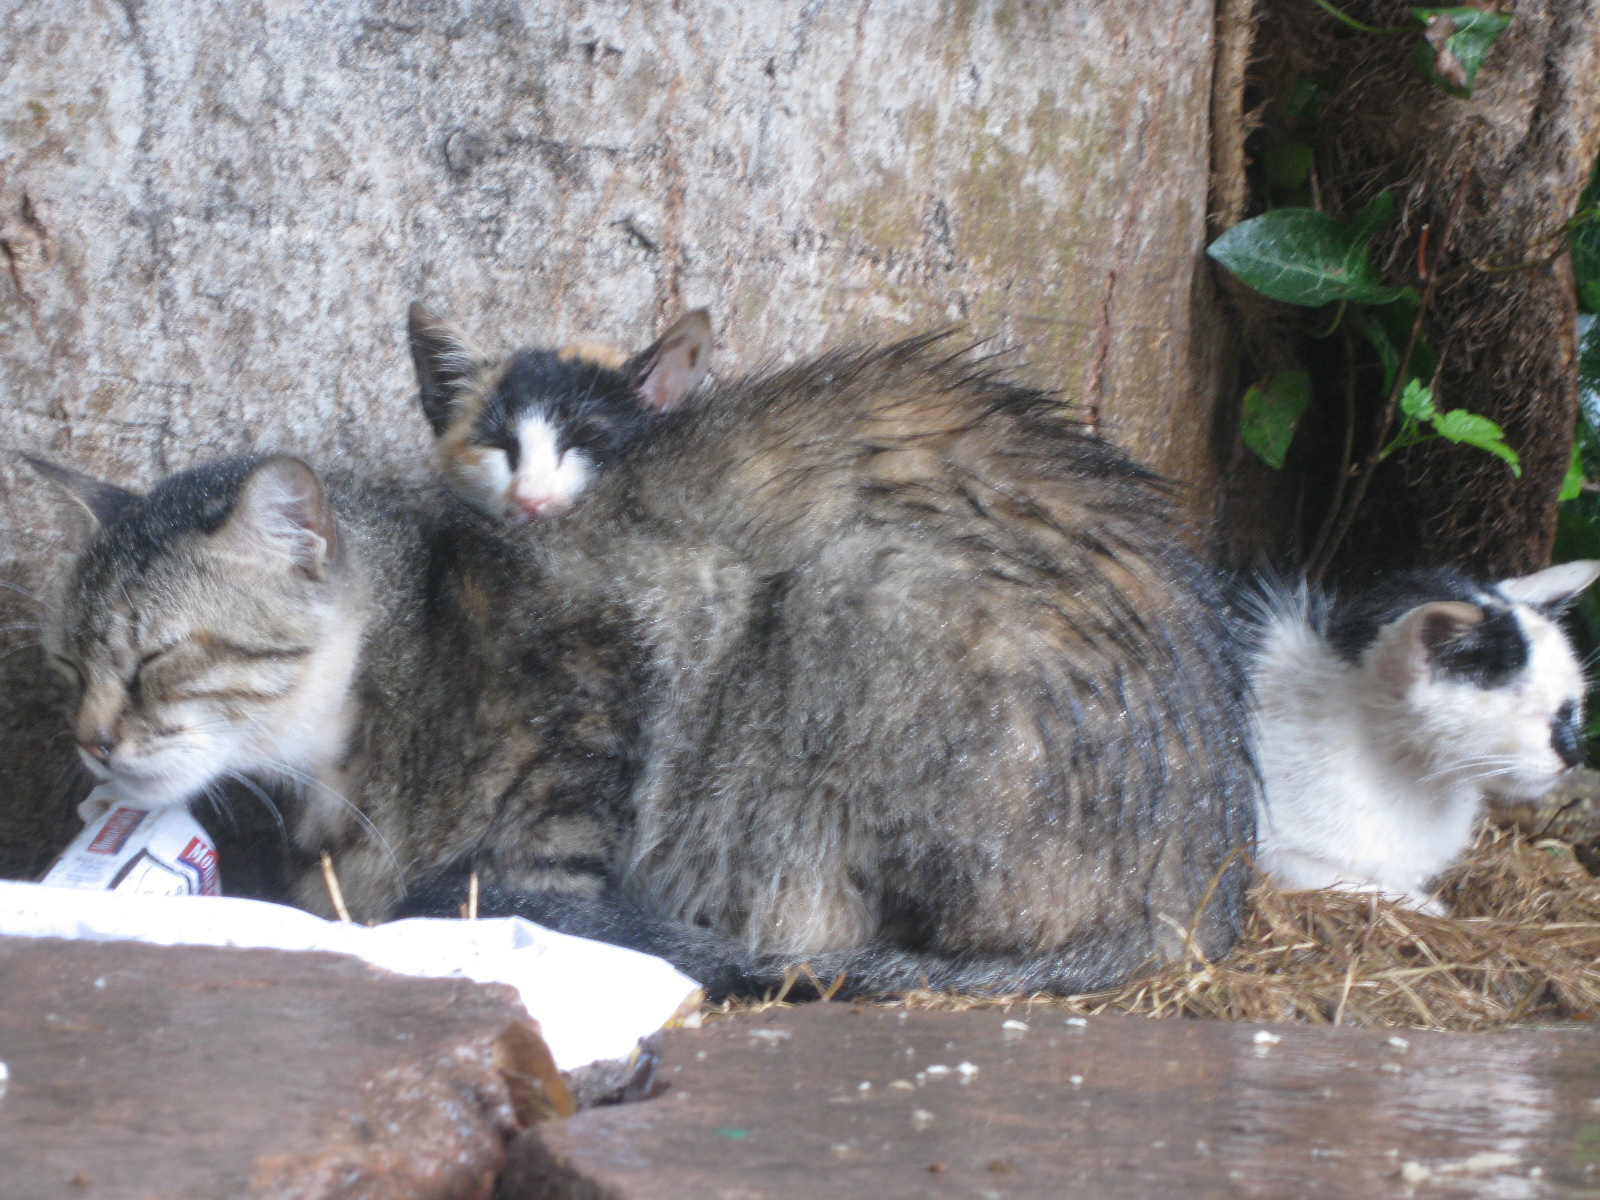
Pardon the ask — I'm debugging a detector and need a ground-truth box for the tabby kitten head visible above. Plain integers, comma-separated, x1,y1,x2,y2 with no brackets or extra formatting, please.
32,455,361,811
408,303,711,520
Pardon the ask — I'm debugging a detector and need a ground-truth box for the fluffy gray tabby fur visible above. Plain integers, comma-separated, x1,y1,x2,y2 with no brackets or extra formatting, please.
35,333,1257,1000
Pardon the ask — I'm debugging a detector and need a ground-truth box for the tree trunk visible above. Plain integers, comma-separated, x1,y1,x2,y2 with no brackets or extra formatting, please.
0,0,1224,878
1219,0,1600,580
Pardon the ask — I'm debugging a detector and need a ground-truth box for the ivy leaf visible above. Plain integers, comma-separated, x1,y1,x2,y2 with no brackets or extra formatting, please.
1262,140,1315,192
1353,290,1434,394
1399,377,1438,421
1412,8,1511,98
1561,442,1585,503
1208,192,1403,307
1240,369,1311,469
1430,407,1522,476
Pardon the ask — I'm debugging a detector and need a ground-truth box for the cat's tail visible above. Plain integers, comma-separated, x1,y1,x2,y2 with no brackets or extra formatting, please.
740,932,1162,1002
394,874,771,1001
397,871,1170,1002
395,876,1184,1004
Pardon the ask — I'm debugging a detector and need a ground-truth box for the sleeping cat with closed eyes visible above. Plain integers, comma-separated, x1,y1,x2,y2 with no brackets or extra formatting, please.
409,304,711,520
1250,561,1600,912
32,329,1258,1001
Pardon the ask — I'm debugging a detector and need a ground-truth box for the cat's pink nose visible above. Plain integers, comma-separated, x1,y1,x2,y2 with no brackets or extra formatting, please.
513,492,565,518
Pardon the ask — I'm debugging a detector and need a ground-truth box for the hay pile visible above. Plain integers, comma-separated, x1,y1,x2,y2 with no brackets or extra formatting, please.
711,824,1600,1032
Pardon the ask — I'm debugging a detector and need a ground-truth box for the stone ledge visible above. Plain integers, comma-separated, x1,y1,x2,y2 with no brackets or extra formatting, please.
0,935,568,1200
502,1004,1600,1199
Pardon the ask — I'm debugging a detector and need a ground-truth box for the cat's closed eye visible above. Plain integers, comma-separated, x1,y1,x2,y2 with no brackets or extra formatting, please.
47,652,82,690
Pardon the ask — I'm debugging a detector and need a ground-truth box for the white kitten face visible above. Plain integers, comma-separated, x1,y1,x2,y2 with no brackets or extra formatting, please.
410,304,713,522
505,414,597,519
1371,604,1585,802
446,416,598,520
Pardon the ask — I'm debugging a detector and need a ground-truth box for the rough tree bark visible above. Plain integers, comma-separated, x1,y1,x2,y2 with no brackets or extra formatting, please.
1221,0,1600,580
0,0,1224,878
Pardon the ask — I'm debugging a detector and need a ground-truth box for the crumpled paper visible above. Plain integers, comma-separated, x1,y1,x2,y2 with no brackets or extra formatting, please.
0,880,703,1071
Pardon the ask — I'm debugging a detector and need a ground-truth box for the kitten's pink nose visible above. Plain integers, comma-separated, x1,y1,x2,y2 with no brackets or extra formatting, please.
513,491,565,518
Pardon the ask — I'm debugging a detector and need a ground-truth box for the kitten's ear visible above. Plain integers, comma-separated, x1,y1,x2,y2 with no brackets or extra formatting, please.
22,455,139,532
1370,600,1484,694
627,308,712,414
408,302,483,435
218,457,337,582
1496,560,1600,609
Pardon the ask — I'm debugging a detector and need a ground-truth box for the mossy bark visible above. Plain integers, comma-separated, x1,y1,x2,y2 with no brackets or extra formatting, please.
1221,0,1600,580
0,0,1225,879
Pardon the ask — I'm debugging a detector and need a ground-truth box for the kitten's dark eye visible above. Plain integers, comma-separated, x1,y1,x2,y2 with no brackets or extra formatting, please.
490,434,520,471
566,419,620,456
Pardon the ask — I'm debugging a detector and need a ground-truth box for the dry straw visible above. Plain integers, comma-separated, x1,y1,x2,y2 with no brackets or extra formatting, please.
711,823,1600,1032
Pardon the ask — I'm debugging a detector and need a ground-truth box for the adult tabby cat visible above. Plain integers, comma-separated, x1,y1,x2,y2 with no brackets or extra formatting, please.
410,325,1258,993
35,334,1257,998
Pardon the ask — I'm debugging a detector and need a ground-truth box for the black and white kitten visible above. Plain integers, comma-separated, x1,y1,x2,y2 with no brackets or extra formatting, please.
409,304,711,520
1250,562,1600,912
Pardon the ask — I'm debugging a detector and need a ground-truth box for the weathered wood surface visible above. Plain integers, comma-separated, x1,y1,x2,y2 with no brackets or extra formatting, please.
0,0,1224,880
0,935,565,1200
502,1005,1600,1198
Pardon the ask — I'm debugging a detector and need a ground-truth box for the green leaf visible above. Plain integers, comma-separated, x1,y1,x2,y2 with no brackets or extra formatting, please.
1582,277,1600,315
1207,194,1403,307
1411,8,1511,98
1399,378,1438,421
1555,505,1600,564
1430,407,1522,476
1571,160,1600,315
1240,369,1312,469
1262,141,1315,192
1286,78,1326,123
1349,191,1396,245
1561,441,1585,502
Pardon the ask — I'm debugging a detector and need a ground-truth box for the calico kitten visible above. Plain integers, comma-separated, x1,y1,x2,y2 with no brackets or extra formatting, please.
1250,562,1600,912
409,304,711,520
405,327,1260,997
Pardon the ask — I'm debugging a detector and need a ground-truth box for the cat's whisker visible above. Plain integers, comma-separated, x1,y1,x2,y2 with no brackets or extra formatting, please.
265,762,405,886
0,578,45,607
222,771,291,852
1414,756,1521,786
196,780,241,835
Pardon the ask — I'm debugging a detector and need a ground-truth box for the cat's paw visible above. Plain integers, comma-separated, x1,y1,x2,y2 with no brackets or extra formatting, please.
76,783,121,824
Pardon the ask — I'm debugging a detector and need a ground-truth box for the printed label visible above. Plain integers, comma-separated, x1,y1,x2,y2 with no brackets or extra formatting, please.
86,807,148,855
176,836,221,897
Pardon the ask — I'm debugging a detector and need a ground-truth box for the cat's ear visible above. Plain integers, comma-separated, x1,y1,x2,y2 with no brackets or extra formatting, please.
1496,561,1600,610
408,302,483,436
627,308,712,414
22,455,139,532
217,457,337,582
1370,600,1484,694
